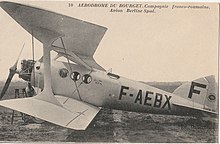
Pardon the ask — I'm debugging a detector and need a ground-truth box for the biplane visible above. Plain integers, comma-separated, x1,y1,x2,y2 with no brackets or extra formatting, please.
0,1,218,130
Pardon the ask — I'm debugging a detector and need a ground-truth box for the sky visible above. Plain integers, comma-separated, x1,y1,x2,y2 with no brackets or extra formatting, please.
0,1,218,82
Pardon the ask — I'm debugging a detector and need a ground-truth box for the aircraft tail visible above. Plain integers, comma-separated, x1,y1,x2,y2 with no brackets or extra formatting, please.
173,75,218,115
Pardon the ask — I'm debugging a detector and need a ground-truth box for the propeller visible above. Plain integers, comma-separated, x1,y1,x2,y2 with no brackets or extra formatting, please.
0,43,25,99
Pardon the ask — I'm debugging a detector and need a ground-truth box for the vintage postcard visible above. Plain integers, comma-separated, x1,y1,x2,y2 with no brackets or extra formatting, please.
0,1,218,143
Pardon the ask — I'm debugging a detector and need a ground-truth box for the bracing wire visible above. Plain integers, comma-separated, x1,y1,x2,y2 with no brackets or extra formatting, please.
60,37,82,101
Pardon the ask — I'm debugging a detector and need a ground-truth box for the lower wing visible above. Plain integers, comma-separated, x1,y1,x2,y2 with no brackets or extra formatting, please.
0,95,100,130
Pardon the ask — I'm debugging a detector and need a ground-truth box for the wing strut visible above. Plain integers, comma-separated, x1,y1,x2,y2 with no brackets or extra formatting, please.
32,30,35,87
34,29,62,106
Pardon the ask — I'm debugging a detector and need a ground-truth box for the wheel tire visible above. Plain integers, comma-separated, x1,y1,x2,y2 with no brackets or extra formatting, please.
31,116,45,124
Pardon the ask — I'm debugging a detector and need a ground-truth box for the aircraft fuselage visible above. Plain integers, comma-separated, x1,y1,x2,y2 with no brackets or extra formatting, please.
32,60,197,117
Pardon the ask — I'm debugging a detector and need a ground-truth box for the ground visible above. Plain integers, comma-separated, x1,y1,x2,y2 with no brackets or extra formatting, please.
0,106,217,142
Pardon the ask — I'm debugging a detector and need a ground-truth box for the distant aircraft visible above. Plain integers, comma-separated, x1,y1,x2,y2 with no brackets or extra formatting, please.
0,2,218,130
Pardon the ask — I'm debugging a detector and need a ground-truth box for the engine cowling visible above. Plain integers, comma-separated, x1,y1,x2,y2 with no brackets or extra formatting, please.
19,59,35,81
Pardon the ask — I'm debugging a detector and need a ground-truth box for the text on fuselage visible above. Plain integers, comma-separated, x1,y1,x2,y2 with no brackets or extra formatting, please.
119,86,171,110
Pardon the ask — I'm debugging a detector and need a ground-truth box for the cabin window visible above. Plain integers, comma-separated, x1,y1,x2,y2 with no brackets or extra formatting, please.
59,68,69,78
107,72,120,79
82,74,92,84
36,66,40,70
70,71,81,81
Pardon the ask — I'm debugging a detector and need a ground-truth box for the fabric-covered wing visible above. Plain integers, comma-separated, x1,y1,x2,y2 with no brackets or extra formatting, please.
0,95,101,130
0,1,107,70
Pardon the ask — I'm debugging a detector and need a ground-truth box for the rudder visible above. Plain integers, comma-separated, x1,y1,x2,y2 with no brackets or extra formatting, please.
173,75,218,113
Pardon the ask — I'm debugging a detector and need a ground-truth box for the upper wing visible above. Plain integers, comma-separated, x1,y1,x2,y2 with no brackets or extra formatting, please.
0,1,107,70
0,95,101,130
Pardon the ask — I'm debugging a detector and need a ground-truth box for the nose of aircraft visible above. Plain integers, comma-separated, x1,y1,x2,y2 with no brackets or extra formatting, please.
19,59,35,82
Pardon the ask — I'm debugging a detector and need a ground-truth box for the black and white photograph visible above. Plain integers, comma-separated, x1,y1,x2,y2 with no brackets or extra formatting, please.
0,1,218,143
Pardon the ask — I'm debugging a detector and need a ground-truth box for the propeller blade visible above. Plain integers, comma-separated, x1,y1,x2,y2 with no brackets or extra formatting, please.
11,43,25,71
0,43,25,99
16,43,25,63
0,70,16,99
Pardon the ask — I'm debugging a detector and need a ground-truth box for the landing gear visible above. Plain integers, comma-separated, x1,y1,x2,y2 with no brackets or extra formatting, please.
23,115,45,124
11,87,45,124
32,117,45,124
